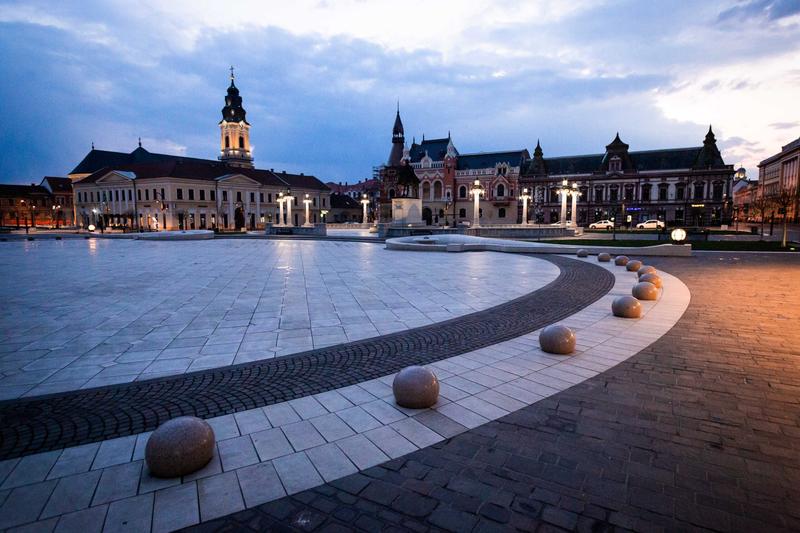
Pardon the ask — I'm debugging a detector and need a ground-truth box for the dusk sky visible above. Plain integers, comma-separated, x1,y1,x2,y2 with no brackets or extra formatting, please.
1,0,798,185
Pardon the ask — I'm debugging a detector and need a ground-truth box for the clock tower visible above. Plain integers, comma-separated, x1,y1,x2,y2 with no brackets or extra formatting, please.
219,67,254,168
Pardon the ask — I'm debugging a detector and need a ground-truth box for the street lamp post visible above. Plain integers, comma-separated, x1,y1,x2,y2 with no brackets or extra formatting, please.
284,189,295,227
519,188,531,225
360,194,370,224
570,182,580,227
276,192,285,226
469,179,485,228
558,179,570,227
303,193,313,227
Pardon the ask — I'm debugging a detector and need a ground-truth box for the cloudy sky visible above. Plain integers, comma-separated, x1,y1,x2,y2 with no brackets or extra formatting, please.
1,0,798,184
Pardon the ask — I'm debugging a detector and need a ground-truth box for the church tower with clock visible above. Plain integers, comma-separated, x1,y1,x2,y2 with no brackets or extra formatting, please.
219,67,254,168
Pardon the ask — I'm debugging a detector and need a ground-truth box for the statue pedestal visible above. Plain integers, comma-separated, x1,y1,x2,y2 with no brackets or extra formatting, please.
391,198,423,225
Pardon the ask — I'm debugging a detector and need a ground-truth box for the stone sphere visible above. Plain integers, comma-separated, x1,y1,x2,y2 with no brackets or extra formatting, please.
614,255,629,266
626,260,643,272
576,249,589,258
146,416,215,478
393,366,439,409
637,265,657,277
597,252,611,262
639,272,663,288
612,295,642,318
632,281,659,300
538,324,576,355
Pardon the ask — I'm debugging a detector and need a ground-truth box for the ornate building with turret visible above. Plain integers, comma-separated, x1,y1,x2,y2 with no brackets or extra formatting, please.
69,71,330,231
378,109,733,227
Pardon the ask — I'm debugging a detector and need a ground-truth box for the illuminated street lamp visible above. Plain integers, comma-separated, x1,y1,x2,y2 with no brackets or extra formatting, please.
303,193,313,227
519,188,531,225
360,193,370,224
283,189,295,227
469,179,485,227
570,182,581,227
276,192,285,226
558,179,570,227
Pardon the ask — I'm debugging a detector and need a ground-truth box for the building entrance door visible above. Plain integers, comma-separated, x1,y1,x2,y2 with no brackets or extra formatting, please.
422,207,432,225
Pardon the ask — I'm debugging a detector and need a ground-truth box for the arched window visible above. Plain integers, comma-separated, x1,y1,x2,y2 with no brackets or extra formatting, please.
239,136,245,148
225,136,230,148
498,208,506,218
496,184,505,197
459,186,467,198
433,181,443,200
422,182,431,200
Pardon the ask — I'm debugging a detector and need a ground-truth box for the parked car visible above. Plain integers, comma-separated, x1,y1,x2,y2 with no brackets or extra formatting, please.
636,219,665,229
589,220,614,230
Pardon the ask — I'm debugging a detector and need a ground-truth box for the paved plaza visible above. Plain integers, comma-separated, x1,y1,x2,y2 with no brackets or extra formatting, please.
0,240,798,532
0,239,557,400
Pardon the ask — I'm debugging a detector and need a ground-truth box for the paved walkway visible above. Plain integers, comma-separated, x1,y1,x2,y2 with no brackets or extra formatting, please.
0,239,557,400
195,252,800,532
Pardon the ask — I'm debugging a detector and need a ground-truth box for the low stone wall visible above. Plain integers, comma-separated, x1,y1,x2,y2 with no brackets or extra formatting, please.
378,223,575,240
264,223,327,236
326,223,372,230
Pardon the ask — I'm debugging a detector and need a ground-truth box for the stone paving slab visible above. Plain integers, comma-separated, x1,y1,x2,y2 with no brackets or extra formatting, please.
0,256,689,531
0,255,607,459
0,239,558,399
195,252,800,533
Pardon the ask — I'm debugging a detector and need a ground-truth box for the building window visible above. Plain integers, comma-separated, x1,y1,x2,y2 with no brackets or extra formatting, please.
153,188,157,200
496,184,505,197
313,197,317,206
609,186,619,202
145,189,149,201
250,192,255,202
222,190,228,201
161,188,165,200
389,189,396,199
609,156,622,172
225,136,230,148
322,197,326,207
137,190,141,201
659,185,668,201
115,190,119,201
434,181,442,199
459,186,467,198
641,184,651,202
676,184,685,200
188,189,194,200
459,208,466,218
498,207,506,218
239,136,244,148
211,190,216,201
712,182,723,200
177,189,183,200
694,182,705,199
624,185,634,202
236,191,242,202
268,193,272,203
595,187,604,202
200,190,206,201
259,192,264,202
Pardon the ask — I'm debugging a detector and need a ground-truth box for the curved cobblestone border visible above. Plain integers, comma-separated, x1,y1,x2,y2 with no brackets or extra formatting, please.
0,256,613,460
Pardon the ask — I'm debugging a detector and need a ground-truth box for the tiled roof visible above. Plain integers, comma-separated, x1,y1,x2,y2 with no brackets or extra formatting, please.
0,184,50,197
524,147,716,176
70,148,328,191
330,193,361,209
409,138,454,163
457,150,529,171
40,177,72,193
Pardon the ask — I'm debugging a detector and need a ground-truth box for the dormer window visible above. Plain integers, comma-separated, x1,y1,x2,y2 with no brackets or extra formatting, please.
609,156,622,172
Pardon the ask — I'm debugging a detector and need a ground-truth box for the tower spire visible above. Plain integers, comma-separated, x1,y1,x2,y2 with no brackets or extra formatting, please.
219,69,253,168
230,65,235,86
138,137,142,148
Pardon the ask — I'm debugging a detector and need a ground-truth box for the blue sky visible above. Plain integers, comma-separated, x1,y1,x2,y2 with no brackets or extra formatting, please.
1,0,798,184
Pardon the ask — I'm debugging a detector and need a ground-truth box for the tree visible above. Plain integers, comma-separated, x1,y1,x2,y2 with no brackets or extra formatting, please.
774,189,798,248
751,194,772,241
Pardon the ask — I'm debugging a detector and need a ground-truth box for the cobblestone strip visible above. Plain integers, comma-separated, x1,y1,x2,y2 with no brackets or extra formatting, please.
192,253,800,533
0,256,613,459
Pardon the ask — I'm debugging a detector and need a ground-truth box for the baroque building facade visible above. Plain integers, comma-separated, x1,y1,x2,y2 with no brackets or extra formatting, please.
71,71,330,231
379,110,734,227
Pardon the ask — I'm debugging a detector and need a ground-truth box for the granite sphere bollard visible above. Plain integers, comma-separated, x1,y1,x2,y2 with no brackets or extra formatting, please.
393,366,440,409
538,324,576,355
632,281,659,300
612,295,642,318
597,252,611,262
576,249,589,258
146,416,215,478
637,265,657,277
626,259,643,272
614,255,629,266
639,272,663,288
